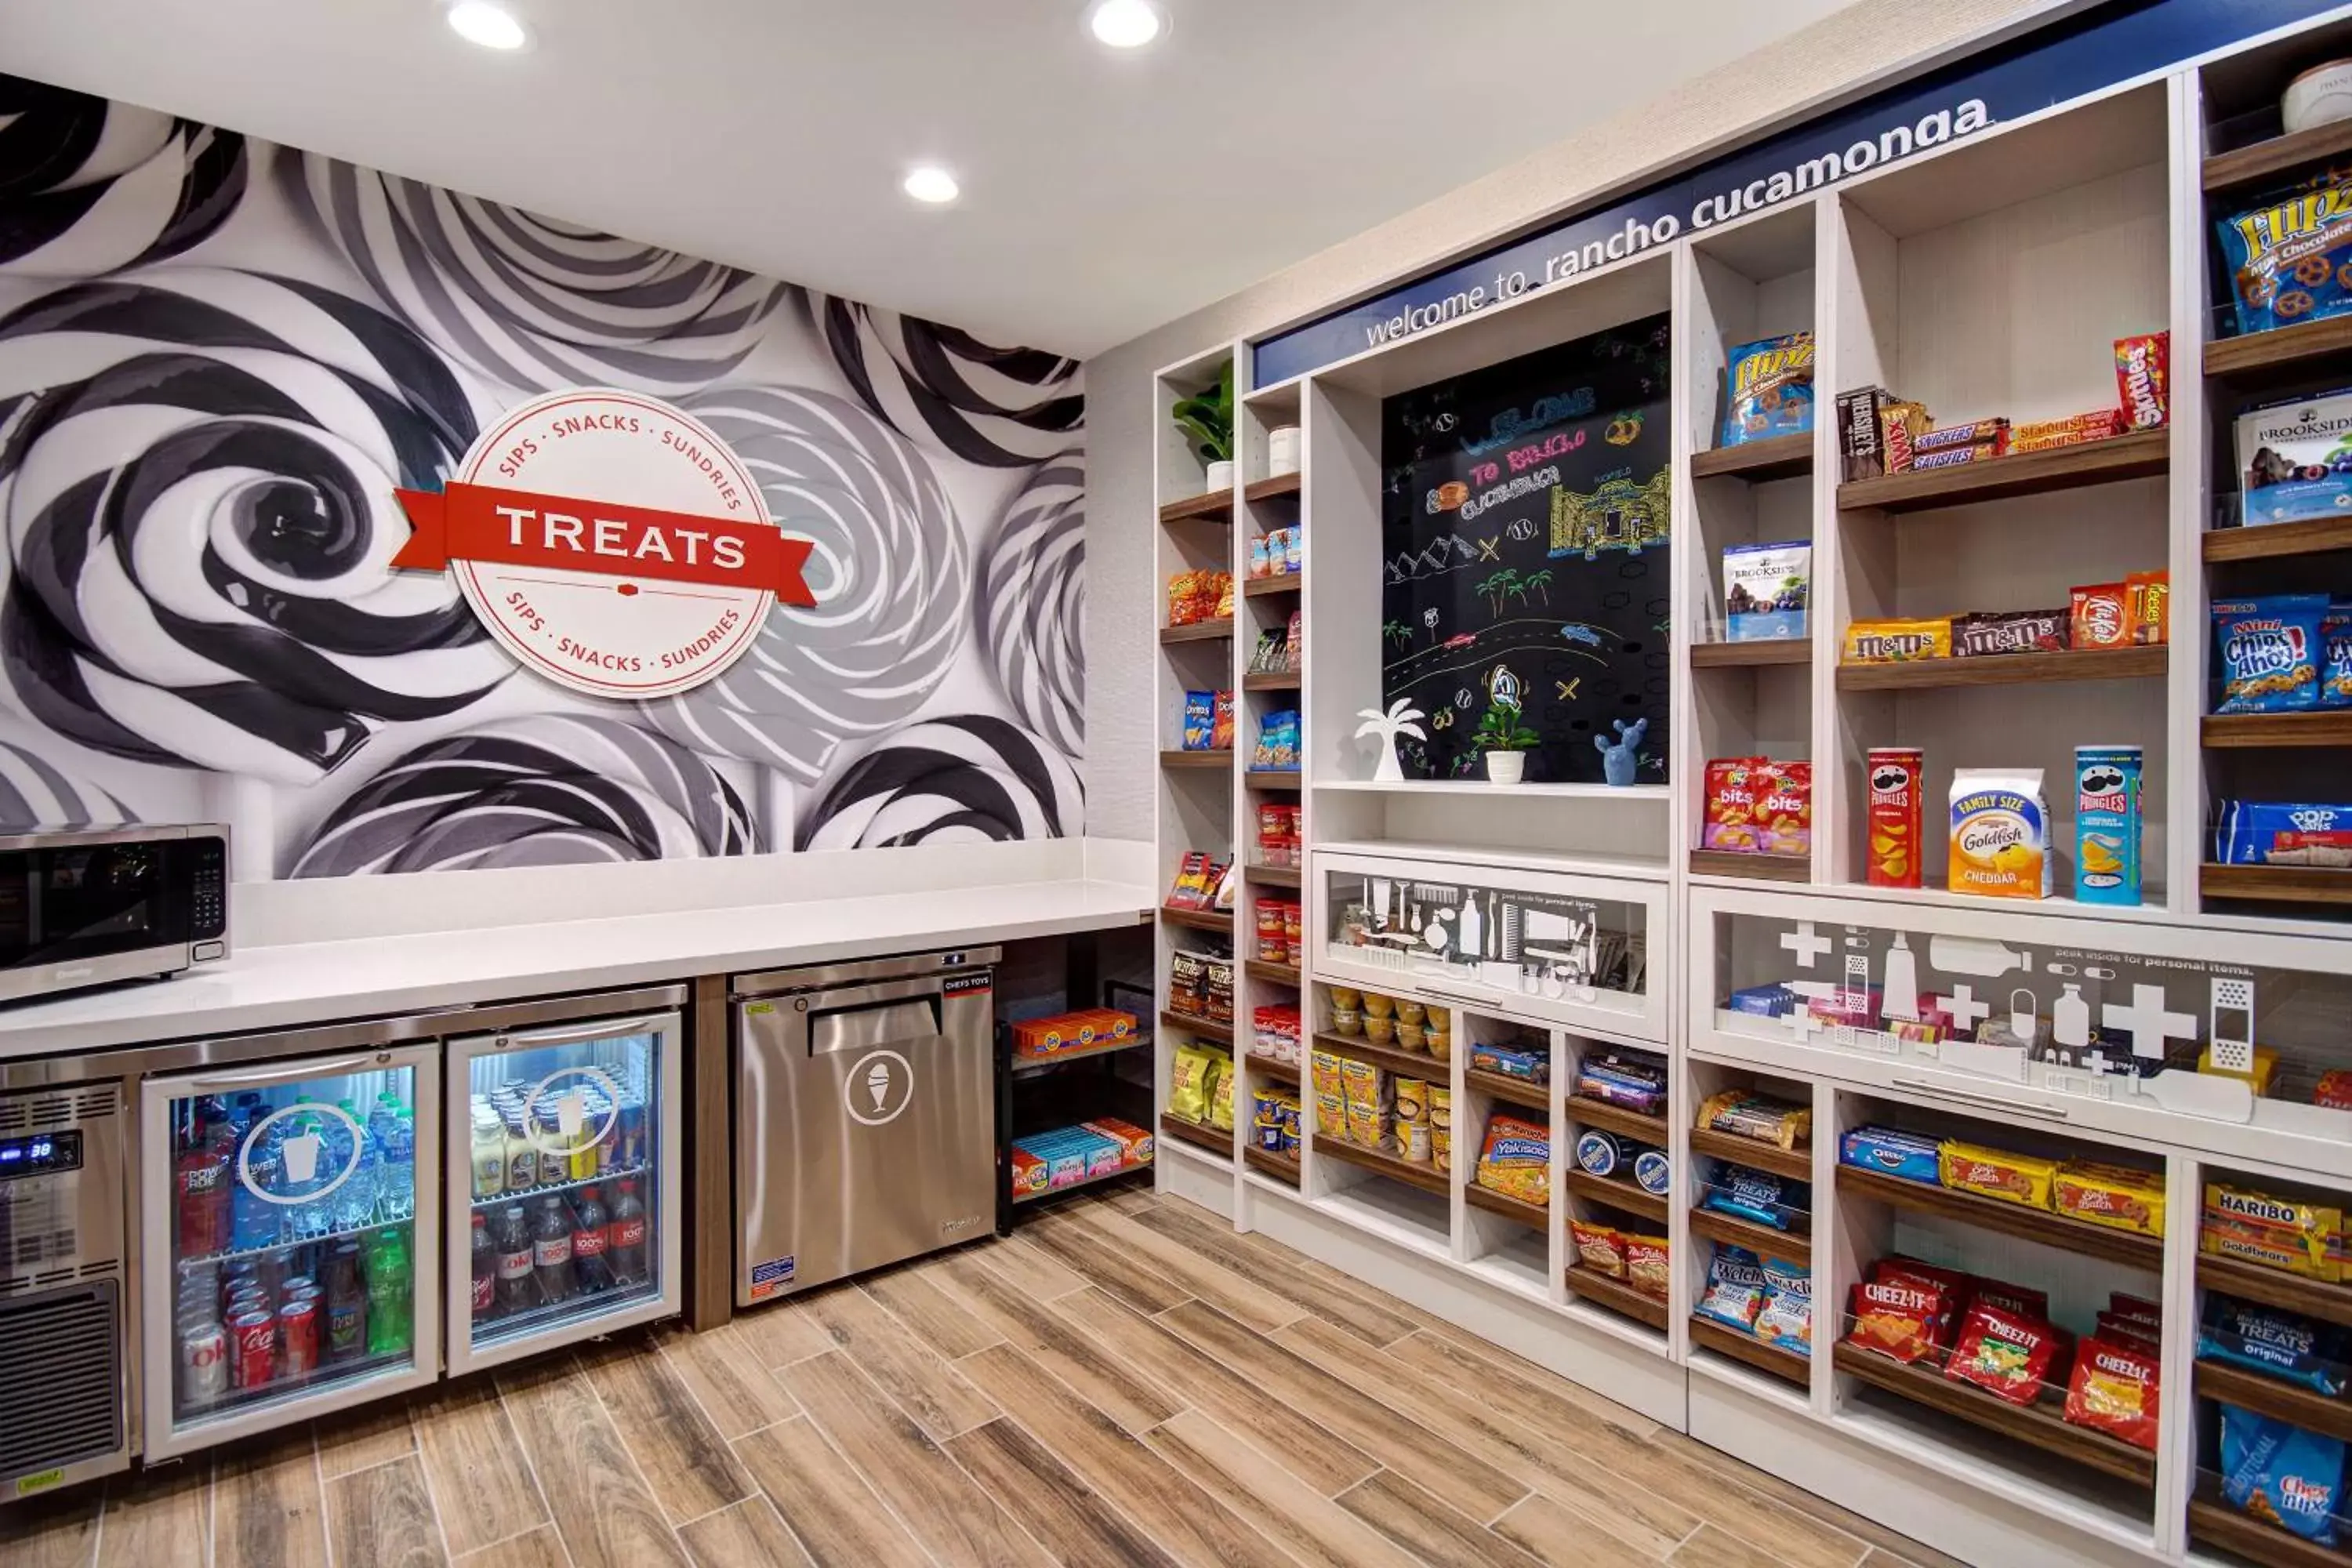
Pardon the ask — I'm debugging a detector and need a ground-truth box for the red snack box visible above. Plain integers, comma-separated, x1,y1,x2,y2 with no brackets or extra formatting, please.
2318,1070,2352,1110
1867,748,1925,889
1946,1301,2069,1407
2127,571,2169,646
1879,401,1930,474
2114,332,2169,430
2071,583,2132,649
2063,1337,2161,1450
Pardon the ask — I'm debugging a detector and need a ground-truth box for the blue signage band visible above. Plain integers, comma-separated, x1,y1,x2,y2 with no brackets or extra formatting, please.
1250,0,2345,387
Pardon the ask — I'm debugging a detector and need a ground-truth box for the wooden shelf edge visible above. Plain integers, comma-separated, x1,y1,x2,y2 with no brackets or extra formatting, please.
1463,1067,1550,1112
1465,1182,1550,1231
1831,1341,2156,1486
1243,472,1303,503
1312,1031,1449,1081
1160,1009,1234,1046
1690,432,1813,483
1689,1127,1813,1182
1159,618,1233,645
1691,639,1813,668
1157,1111,1232,1160
1243,960,1302,987
1564,1264,1669,1329
1560,1167,1671,1225
1244,863,1302,887
1834,1165,2162,1272
1243,576,1301,598
1315,1135,1450,1197
1689,849,1812,883
2202,711,2352,747
1688,1205,1811,1265
1563,1095,1670,1144
2206,313,2352,382
1242,672,1301,690
2202,862,2352,906
2189,1489,2352,1568
1244,771,1304,789
1242,1144,1301,1185
1159,749,1232,769
2199,1252,2352,1330
1159,490,1234,524
2205,514,2352,562
1835,427,2168,513
1690,1316,1811,1388
2194,1359,2352,1444
1835,645,2166,691
2205,118,2352,194
1158,907,1234,934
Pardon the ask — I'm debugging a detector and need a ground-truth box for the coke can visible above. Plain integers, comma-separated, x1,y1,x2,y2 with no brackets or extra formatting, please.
279,1299,319,1379
230,1310,277,1389
279,1274,316,1299
180,1319,228,1407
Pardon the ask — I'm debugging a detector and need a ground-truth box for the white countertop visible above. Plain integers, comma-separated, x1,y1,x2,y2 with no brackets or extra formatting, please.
0,877,1157,1059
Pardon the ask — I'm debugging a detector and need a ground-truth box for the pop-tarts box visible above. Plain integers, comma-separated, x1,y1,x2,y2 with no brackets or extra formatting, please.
2074,746,2143,906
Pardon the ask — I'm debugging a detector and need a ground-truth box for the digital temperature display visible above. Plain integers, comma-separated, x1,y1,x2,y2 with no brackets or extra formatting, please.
0,1129,80,1178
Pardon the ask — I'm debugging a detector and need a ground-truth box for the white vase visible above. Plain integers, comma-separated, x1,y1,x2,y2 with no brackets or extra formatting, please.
1269,426,1302,475
1485,751,1526,785
1205,459,1236,494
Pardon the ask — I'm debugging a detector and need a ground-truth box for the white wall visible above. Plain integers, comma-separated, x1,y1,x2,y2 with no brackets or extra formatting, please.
1080,0,2068,840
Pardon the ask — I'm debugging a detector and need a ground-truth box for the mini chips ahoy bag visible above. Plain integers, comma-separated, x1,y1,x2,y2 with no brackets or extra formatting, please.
2215,595,2328,713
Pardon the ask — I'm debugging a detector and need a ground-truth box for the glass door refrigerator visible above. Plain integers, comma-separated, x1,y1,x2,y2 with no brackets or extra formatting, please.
443,1007,683,1374
139,1040,441,1461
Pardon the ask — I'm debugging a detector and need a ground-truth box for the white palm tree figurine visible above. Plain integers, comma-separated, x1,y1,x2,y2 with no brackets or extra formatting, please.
1355,699,1426,782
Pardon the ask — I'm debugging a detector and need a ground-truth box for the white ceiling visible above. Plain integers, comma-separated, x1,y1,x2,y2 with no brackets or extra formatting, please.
0,0,1850,357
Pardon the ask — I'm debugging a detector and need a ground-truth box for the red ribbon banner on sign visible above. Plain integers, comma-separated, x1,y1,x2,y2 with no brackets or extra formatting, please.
393,483,817,604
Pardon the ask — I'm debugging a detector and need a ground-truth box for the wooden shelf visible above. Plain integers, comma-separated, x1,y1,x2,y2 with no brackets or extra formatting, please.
1688,1127,1813,1182
1244,771,1303,790
1464,1067,1549,1113
1563,1264,1668,1329
1559,1167,1670,1225
1315,1135,1450,1197
1159,489,1232,525
2200,1252,2352,1330
2195,1359,2352,1444
1242,670,1301,690
1690,432,1813,483
1159,906,1233,935
1311,1031,1448,1082
1160,749,1232,769
1243,576,1301,598
1244,471,1303,504
1563,1095,1669,1144
1835,645,2165,691
2205,118,2352,193
2204,711,2352,747
1691,639,1811,668
1689,849,1811,882
1159,618,1232,645
1242,1143,1300,1186
1690,1316,1810,1388
1465,1181,1549,1232
1688,1204,1810,1266
2206,313,2352,383
1008,1035,1151,1076
1160,1009,1233,1047
2201,862,2352,907
1835,1165,2161,1272
1158,1111,1232,1160
1831,1341,2156,1487
2205,515,2352,563
1836,427,2167,513
1245,1053,1299,1085
1243,959,1301,987
2190,1481,2352,1568
1244,863,1301,887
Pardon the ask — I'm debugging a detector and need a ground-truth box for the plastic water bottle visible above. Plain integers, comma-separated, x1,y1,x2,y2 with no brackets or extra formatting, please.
233,1119,283,1250
289,1116,337,1241
379,1109,415,1221
333,1121,379,1234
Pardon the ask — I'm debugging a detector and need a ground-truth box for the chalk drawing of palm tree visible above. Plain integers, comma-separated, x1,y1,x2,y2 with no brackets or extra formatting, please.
1382,620,1411,650
1475,569,1520,615
1521,568,1555,607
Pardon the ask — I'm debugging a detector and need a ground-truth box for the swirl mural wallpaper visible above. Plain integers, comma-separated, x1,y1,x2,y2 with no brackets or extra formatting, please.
0,74,1086,877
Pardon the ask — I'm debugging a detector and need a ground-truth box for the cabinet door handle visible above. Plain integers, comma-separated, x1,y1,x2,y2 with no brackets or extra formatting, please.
496,1015,668,1051
180,1054,385,1091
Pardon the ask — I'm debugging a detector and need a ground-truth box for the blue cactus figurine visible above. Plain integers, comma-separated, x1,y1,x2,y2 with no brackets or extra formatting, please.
1595,717,1647,787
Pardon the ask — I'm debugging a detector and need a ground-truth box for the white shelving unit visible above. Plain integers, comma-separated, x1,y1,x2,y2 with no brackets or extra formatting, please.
1152,14,2352,1566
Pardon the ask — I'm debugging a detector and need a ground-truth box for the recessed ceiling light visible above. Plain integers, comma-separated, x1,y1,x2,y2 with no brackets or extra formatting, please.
902,165,960,205
1088,0,1165,49
446,1,528,50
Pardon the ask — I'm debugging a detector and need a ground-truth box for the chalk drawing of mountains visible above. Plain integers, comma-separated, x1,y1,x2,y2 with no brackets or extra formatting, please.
1388,535,1478,584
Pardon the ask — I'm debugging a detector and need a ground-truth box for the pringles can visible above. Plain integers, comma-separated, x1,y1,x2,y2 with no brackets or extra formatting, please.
1867,748,1925,888
2074,745,2143,905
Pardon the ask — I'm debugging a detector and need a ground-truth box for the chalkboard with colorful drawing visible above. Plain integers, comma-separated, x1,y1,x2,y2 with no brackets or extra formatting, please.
1379,315,1672,784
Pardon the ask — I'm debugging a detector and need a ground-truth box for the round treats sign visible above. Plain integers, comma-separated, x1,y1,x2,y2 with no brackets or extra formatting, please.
394,388,815,699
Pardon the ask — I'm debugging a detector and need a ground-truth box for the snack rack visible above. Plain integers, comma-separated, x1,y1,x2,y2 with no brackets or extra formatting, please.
1147,13,2352,1566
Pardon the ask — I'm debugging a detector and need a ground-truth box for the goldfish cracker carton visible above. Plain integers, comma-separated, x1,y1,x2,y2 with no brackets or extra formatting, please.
1950,768,2052,900
2074,746,2143,906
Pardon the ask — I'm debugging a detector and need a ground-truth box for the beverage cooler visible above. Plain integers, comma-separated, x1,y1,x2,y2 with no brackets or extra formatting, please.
136,987,683,1461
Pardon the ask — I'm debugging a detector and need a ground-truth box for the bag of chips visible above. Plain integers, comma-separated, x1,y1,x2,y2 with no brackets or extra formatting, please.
1848,1276,1949,1364
2063,1338,2162,1451
1946,1301,2068,1407
2216,595,2328,714
2220,1403,2345,1544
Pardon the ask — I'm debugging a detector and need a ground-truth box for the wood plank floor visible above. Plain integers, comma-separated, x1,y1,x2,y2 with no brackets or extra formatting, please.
0,1189,1966,1568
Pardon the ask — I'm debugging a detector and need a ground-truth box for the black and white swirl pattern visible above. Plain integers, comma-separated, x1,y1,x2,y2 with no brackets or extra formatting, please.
282,153,786,394
798,714,1080,849
0,737,131,829
290,713,754,877
0,75,246,277
797,292,1082,468
639,385,965,781
979,448,1083,757
0,269,514,784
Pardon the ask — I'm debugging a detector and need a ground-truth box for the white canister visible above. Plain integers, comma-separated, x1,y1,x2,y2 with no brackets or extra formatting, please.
1204,459,1236,493
2285,59,2352,133
1269,426,1303,475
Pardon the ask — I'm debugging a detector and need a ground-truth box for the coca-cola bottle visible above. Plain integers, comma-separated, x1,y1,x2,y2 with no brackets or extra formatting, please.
173,1110,230,1257
530,1196,575,1305
571,1186,612,1294
492,1203,535,1316
608,1178,648,1287
469,1214,495,1322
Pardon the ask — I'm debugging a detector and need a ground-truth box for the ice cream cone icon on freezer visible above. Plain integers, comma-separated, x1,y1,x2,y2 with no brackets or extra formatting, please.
866,1060,892,1113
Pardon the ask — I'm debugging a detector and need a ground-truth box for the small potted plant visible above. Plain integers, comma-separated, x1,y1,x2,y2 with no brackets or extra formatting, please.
1471,702,1540,784
1173,361,1235,495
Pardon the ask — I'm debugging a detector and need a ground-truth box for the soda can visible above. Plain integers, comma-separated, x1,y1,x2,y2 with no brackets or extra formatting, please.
230,1310,277,1389
279,1274,316,1300
226,1287,270,1322
279,1300,319,1379
219,1259,258,1306
180,1319,228,1407
284,1283,324,1311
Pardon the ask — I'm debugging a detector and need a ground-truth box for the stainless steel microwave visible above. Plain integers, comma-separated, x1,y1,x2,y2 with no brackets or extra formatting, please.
0,825,229,1004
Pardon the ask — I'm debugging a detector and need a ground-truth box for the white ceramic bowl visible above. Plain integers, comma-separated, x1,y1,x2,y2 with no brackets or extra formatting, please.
2285,60,2352,133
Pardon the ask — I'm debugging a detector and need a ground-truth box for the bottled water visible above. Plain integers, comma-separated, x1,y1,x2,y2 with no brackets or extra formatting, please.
379,1110,416,1221
332,1121,379,1234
